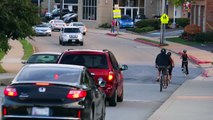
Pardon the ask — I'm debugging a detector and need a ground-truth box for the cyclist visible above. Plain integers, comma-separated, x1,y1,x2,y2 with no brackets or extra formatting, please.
167,52,174,82
155,48,171,82
181,49,189,75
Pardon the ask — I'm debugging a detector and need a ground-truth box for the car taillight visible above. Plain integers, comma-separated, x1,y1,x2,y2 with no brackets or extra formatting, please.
4,87,18,97
67,90,87,99
108,71,114,81
3,107,7,115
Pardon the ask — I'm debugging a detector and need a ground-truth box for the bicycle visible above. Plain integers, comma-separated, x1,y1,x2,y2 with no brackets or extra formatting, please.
158,66,169,92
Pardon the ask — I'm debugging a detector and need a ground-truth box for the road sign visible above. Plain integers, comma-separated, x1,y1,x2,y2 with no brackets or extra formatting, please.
113,9,121,19
160,13,169,24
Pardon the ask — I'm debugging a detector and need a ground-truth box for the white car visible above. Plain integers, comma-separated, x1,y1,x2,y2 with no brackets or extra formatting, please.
59,26,84,46
49,20,65,31
33,23,52,36
69,22,87,35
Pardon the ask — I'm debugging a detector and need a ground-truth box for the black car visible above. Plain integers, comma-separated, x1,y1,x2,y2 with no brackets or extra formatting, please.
2,64,106,120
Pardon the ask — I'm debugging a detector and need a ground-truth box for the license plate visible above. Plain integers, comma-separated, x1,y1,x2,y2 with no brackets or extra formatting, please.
32,107,49,116
72,39,76,42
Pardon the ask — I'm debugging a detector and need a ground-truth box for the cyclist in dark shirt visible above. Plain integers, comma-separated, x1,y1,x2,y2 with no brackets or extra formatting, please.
155,48,171,81
181,49,189,75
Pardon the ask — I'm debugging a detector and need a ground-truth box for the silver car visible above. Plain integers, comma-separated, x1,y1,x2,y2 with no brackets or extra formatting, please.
69,22,87,35
59,26,84,46
34,23,52,36
49,20,65,31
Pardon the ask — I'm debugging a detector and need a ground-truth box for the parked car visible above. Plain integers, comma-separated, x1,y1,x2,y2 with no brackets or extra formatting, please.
57,49,128,106
33,23,52,36
49,20,65,31
134,14,147,23
117,15,134,28
51,8,72,19
2,64,106,120
63,13,78,23
22,52,61,64
69,22,87,35
59,26,84,46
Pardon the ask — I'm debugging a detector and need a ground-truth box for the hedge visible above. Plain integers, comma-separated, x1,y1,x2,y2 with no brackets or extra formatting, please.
135,19,161,29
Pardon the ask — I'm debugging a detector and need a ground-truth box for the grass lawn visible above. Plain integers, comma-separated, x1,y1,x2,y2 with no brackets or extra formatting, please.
166,37,201,46
19,38,34,60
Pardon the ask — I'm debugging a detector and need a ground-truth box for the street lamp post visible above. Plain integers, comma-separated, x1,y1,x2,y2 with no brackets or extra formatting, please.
160,0,167,45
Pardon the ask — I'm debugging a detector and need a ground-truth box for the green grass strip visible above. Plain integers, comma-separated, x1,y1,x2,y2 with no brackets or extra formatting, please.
136,38,160,44
19,38,34,60
166,37,201,46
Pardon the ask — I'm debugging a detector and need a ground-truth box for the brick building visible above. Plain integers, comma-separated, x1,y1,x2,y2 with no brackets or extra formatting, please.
191,0,213,32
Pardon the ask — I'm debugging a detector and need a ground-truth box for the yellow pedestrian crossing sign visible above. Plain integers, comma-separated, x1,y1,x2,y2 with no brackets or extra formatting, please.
160,13,169,24
113,9,121,19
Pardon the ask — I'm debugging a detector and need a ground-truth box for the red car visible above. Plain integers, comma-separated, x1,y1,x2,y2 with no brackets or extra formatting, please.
57,49,128,106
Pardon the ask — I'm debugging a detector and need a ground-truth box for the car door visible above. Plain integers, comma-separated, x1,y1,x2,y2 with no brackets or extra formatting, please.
85,70,104,119
108,52,123,95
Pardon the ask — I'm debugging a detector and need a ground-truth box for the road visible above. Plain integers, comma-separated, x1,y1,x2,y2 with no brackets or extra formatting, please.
18,29,202,120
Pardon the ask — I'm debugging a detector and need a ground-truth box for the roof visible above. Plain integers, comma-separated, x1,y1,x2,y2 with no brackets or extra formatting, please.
32,52,61,55
64,49,109,53
24,64,85,70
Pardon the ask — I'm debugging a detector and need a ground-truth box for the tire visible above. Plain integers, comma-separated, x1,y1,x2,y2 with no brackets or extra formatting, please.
62,42,65,46
108,90,117,106
80,42,84,46
117,87,123,102
160,75,163,92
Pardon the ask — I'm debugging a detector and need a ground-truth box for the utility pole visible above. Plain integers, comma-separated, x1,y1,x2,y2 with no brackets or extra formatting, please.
60,0,63,19
160,0,166,45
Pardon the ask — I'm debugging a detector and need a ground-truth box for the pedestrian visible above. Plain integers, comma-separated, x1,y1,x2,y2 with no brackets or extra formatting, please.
181,49,189,75
155,48,171,82
111,19,116,33
167,52,174,82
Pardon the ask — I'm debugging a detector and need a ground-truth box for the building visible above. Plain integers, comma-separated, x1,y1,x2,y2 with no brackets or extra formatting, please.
191,0,213,32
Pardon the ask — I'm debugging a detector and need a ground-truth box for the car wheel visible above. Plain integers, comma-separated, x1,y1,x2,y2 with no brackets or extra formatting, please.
80,42,84,46
49,34,51,36
108,89,117,106
83,32,86,35
117,87,123,102
62,42,65,46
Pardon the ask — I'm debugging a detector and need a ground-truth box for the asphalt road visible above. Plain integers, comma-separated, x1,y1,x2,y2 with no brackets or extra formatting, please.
0,29,202,120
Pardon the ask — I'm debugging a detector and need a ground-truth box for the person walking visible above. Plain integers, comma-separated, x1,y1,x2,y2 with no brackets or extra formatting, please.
181,49,189,75
111,19,116,33
167,52,174,82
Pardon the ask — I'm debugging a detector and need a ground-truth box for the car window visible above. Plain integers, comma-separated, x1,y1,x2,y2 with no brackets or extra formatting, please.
121,15,131,20
27,54,59,63
83,70,96,88
109,52,119,70
73,23,84,26
54,20,64,23
64,28,80,33
17,67,81,84
59,54,108,69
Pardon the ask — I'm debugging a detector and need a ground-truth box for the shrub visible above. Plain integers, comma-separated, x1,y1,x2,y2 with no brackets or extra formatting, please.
126,27,154,33
194,32,213,43
99,23,111,28
135,19,160,29
176,18,190,28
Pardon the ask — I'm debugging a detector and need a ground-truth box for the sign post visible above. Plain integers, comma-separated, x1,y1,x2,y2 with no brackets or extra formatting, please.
160,13,169,45
113,9,121,34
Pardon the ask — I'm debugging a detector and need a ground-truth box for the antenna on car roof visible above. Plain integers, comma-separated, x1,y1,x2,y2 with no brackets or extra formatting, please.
67,48,74,51
103,49,109,52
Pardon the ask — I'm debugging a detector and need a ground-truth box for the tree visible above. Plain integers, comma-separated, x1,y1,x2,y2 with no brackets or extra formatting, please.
0,0,40,52
169,0,192,6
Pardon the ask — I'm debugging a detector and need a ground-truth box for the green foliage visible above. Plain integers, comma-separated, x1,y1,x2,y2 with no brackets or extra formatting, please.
99,23,111,28
19,38,34,60
135,19,161,29
0,0,40,52
126,27,155,33
169,0,193,6
176,18,190,28
194,32,213,43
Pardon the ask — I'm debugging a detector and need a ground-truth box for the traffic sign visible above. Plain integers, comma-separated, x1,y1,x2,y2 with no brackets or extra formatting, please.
160,13,169,24
113,9,121,19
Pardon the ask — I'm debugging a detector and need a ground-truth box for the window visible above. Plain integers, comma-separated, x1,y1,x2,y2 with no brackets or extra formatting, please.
83,0,97,20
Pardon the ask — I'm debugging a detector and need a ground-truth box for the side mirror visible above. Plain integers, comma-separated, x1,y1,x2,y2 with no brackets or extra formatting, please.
98,78,106,88
120,64,128,71
21,60,27,64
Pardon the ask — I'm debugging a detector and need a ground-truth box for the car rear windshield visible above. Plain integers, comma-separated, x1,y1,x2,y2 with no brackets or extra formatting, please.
17,67,81,84
59,54,108,69
27,54,59,63
73,23,84,26
64,28,80,33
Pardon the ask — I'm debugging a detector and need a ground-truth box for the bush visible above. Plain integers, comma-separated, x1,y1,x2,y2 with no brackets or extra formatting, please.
126,27,155,33
135,19,161,29
194,32,213,43
176,18,190,28
99,23,111,28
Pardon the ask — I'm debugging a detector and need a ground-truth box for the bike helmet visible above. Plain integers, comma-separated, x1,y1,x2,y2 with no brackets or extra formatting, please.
183,49,187,53
167,52,171,56
161,48,166,54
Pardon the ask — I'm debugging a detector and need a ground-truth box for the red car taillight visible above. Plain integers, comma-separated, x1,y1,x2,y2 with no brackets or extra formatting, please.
4,87,18,97
3,107,7,115
67,90,87,99
108,71,114,81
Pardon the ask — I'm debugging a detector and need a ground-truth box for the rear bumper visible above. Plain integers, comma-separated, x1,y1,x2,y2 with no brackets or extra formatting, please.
3,115,80,120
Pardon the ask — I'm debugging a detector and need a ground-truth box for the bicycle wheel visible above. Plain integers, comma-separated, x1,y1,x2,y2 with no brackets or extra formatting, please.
163,74,169,89
160,75,163,92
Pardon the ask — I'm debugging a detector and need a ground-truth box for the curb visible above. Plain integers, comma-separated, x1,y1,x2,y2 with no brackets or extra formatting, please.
134,39,160,47
106,33,117,37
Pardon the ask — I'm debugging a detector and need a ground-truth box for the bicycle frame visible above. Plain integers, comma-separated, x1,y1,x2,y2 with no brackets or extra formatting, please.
159,66,169,92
